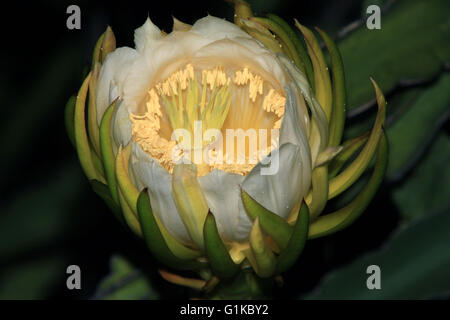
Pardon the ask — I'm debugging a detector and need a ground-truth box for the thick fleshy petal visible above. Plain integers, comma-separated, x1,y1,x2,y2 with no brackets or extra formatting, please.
111,100,132,151
198,169,246,242
242,143,310,225
130,143,192,245
134,18,162,53
96,47,139,123
191,15,251,41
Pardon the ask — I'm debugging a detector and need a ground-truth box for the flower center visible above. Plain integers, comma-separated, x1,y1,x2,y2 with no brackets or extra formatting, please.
130,63,286,175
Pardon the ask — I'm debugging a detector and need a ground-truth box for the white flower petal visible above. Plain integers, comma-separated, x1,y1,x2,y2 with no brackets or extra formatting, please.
96,47,139,124
134,18,162,53
111,99,132,149
242,143,310,221
130,143,192,245
198,169,247,242
191,15,251,41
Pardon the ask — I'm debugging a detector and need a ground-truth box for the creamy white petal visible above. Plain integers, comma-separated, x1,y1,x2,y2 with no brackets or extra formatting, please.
192,38,287,88
198,169,247,242
278,54,329,164
111,99,132,150
96,47,139,124
172,17,191,32
242,143,310,221
134,18,162,53
130,143,193,244
191,15,251,41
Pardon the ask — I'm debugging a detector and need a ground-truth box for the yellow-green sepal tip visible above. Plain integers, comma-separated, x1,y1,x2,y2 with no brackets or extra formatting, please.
276,201,309,274
309,131,388,238
203,211,240,279
241,188,292,251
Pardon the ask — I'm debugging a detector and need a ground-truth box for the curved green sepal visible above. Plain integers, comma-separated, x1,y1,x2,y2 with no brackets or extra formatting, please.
328,132,369,179
276,202,309,274
100,26,116,62
328,78,386,199
92,26,116,67
309,132,388,239
118,187,142,236
250,218,276,278
92,33,105,69
87,63,101,157
74,72,105,183
241,189,292,250
64,95,76,148
316,27,347,147
90,179,122,218
99,99,119,205
227,0,253,28
203,212,240,279
137,190,204,269
250,17,303,72
115,144,139,215
295,20,333,121
240,19,283,54
307,166,329,220
266,13,314,89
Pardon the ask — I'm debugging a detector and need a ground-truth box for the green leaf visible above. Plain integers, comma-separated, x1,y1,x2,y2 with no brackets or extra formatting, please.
386,72,450,180
340,0,450,109
93,255,159,300
304,207,450,299
392,132,450,220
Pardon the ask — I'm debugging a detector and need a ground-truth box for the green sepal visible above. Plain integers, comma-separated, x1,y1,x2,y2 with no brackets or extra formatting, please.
266,13,314,90
92,33,105,69
87,63,101,157
316,27,347,147
250,17,303,73
276,201,309,274
64,95,76,148
240,19,283,54
99,99,119,205
295,21,333,121
203,212,240,279
328,132,369,179
90,179,124,224
241,189,292,250
92,26,116,68
115,144,139,214
117,187,142,237
137,190,205,270
249,218,277,278
328,78,386,199
74,72,105,183
307,165,329,220
309,132,388,239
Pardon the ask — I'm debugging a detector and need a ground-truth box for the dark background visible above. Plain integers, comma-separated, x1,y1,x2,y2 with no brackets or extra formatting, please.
0,0,448,299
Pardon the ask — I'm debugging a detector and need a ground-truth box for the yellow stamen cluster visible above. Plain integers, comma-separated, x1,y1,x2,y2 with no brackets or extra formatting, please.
234,67,264,102
130,64,286,176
